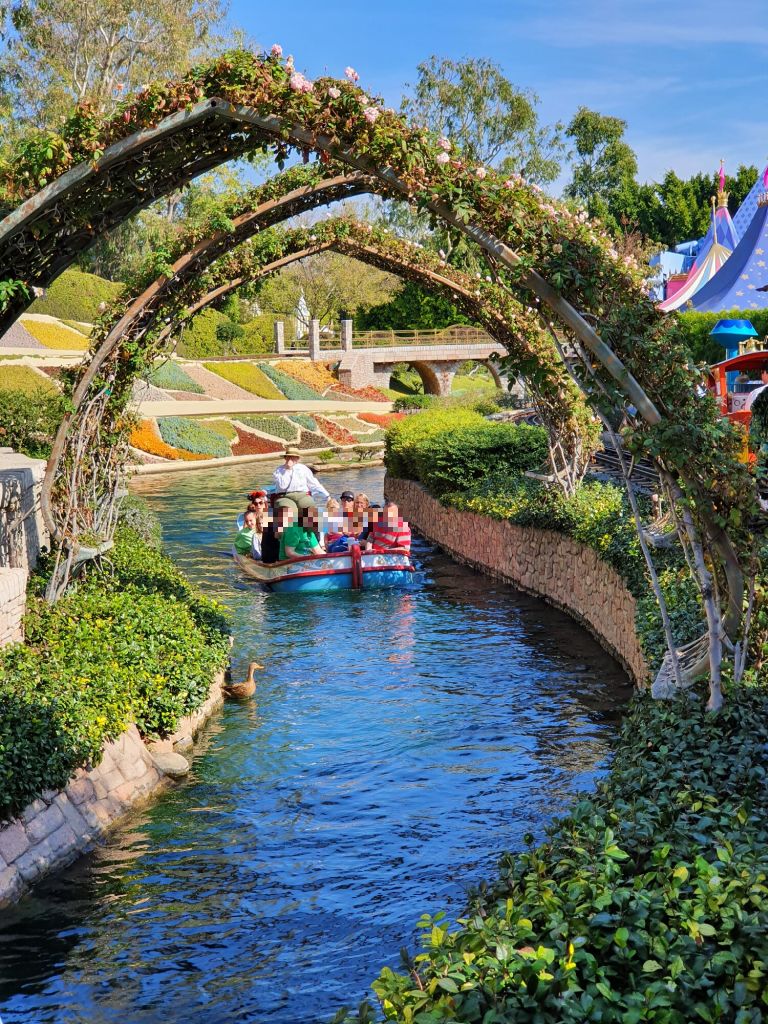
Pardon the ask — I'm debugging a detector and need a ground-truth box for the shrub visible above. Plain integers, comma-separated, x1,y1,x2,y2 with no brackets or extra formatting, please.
0,527,229,820
157,416,232,458
203,361,285,399
129,419,211,461
384,408,486,478
147,360,205,394
240,317,276,353
216,319,245,346
0,388,65,458
411,421,548,496
393,394,437,412
369,685,768,1023
29,268,124,322
177,308,231,358
20,318,90,351
236,415,299,441
0,365,58,395
117,495,162,548
260,362,327,400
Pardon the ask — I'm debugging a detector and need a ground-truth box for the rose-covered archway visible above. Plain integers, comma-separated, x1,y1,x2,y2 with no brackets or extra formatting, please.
0,47,757,705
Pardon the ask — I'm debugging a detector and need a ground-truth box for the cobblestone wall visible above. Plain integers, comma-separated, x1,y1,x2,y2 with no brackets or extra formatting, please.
386,478,648,686
0,670,225,907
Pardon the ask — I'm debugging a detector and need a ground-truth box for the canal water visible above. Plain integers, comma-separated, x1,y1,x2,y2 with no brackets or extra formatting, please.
0,464,632,1024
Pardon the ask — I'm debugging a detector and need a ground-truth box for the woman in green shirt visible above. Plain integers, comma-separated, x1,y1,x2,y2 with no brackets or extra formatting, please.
279,507,325,560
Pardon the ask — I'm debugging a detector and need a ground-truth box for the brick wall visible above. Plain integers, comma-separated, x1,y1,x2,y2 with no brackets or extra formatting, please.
386,478,648,686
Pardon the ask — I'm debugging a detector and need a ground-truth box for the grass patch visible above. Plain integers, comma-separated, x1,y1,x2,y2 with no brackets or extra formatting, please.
198,418,239,441
0,365,58,395
21,319,89,351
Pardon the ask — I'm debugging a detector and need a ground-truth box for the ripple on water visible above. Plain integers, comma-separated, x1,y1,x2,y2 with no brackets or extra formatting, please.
0,464,633,1023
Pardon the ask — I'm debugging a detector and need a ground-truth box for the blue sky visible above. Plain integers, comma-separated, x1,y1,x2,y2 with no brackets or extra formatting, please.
230,0,768,190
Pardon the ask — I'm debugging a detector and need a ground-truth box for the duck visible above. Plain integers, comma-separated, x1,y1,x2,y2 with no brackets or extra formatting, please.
224,661,263,699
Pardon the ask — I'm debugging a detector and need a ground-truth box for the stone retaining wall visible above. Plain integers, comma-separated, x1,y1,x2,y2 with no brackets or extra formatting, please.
0,669,226,907
386,478,648,686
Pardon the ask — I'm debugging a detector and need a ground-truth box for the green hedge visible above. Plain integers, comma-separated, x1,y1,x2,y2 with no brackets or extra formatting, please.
147,360,204,394
0,525,229,821
236,415,299,441
176,308,231,358
203,361,285,400
259,363,328,401
385,408,488,479
0,388,65,458
157,416,232,457
29,268,124,322
412,421,548,496
369,684,768,1022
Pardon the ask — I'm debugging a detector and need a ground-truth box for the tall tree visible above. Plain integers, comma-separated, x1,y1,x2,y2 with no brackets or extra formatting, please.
403,55,564,184
0,0,228,133
565,106,638,216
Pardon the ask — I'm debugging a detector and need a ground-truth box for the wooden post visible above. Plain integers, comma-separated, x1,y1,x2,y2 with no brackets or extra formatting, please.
274,320,285,355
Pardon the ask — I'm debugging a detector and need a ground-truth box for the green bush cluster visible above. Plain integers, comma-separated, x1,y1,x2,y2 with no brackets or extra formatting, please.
176,308,232,358
0,388,66,458
117,494,162,548
241,315,278,353
385,408,492,479
147,360,204,393
259,363,328,401
203,360,285,399
289,413,318,431
369,685,768,1022
392,394,437,412
29,268,123,322
0,525,230,821
157,416,232,457
236,415,299,441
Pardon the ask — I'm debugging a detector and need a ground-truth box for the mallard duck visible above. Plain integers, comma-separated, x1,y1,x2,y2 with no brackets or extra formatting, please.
224,661,263,699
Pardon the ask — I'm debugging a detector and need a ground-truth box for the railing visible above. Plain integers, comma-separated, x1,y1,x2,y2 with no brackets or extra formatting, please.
351,325,493,348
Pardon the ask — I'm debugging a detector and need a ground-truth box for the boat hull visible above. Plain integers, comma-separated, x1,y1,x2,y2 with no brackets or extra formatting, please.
233,549,414,592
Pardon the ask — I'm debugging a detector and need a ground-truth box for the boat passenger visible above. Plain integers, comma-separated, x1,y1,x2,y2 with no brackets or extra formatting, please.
339,490,355,517
279,506,325,560
358,503,382,543
272,446,330,514
248,490,278,563
323,497,344,537
366,501,412,554
234,509,260,557
745,361,768,410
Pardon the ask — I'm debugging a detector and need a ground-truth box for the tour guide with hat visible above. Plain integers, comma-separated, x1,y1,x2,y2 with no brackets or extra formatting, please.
271,446,329,513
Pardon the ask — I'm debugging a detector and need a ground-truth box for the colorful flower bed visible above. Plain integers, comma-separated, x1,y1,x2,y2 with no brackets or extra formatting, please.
330,415,376,434
289,413,318,432
260,363,327,401
315,415,359,446
273,359,338,392
21,318,89,351
327,383,389,401
236,415,299,441
230,426,284,456
0,365,59,395
157,416,232,458
296,430,329,450
147,360,205,394
203,361,285,400
198,418,239,441
358,412,406,428
130,419,210,460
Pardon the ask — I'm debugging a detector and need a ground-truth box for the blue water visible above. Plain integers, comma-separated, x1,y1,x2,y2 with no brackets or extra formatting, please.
0,463,632,1023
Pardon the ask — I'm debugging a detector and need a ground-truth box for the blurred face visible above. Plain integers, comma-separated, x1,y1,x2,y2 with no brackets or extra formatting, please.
244,511,258,529
762,368,768,384
369,508,382,524
278,507,294,531
384,503,399,526
284,455,298,468
353,493,369,514
340,497,354,515
301,507,319,531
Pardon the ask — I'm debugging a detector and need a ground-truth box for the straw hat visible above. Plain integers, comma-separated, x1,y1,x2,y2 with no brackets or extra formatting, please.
284,446,301,458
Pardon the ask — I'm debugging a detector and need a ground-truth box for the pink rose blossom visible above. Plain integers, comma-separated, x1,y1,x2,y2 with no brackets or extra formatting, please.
438,137,451,151
363,106,379,124
345,66,359,82
475,166,487,180
436,151,450,165
270,44,283,57
290,72,313,94
503,179,515,188
328,86,341,99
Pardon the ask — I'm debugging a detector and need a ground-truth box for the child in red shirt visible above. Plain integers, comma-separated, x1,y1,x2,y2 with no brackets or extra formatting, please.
366,501,411,554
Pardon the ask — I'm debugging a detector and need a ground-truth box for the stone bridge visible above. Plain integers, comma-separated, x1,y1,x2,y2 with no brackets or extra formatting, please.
274,319,507,396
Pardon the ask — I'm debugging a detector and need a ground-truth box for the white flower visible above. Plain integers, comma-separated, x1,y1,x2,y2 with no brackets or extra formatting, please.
363,106,380,124
475,166,487,180
328,86,341,99
436,152,450,165
345,66,359,82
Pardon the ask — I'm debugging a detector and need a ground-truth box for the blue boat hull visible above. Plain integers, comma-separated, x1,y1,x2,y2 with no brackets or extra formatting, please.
233,550,413,592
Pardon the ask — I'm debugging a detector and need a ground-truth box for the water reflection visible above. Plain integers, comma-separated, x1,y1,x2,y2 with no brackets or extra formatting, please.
0,464,632,1023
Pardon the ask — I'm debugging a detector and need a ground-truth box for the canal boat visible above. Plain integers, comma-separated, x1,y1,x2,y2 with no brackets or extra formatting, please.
233,548,414,592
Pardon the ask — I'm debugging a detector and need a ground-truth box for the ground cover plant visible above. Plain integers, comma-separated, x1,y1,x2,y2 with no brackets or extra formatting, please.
259,363,327,401
289,413,319,432
236,415,299,441
273,359,338,393
315,415,359,446
129,418,211,461
147,360,205,394
230,426,283,456
0,388,66,458
197,418,239,441
28,268,124,322
203,360,285,399
0,365,58,395
358,412,406,429
0,517,229,822
21,319,89,351
295,430,329,450
157,416,232,458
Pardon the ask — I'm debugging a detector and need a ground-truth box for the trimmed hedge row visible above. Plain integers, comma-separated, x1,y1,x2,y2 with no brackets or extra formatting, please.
157,416,232,457
0,519,230,821
29,268,124,322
